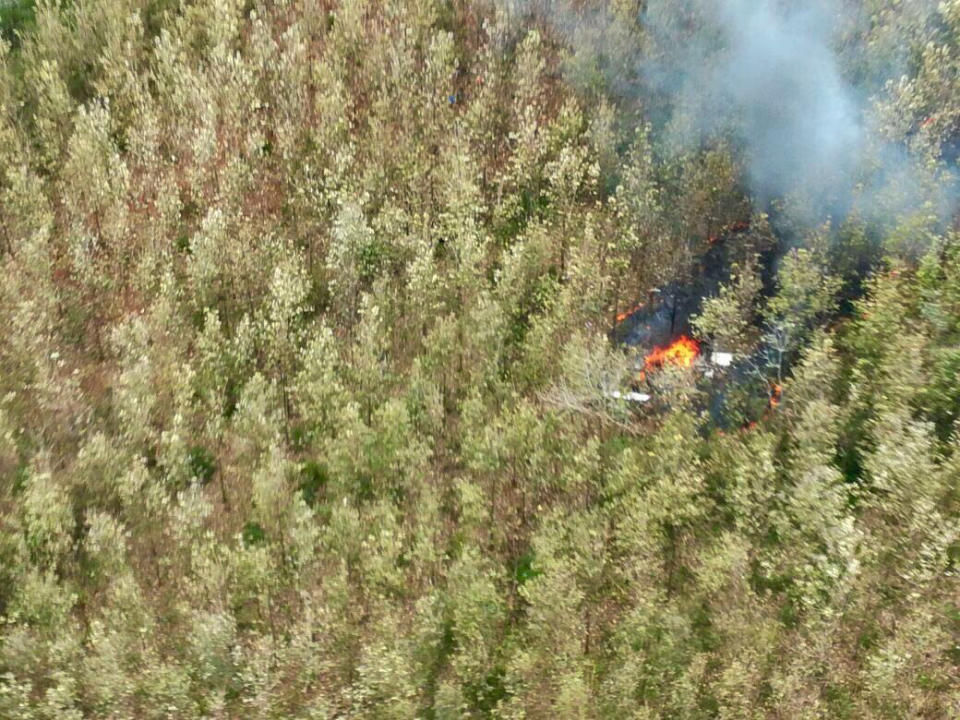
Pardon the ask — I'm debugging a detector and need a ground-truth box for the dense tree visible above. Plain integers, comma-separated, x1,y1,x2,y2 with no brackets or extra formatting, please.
0,0,957,717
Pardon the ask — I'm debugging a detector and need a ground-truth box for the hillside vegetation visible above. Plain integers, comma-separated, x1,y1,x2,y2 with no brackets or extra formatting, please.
0,1,957,717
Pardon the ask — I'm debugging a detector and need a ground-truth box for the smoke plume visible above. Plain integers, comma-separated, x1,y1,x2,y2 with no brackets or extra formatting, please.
666,1,860,206
509,0,956,226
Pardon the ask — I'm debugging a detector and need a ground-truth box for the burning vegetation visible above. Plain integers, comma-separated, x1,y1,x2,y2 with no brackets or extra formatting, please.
769,382,782,408
615,301,645,324
0,1,957,717
642,335,700,375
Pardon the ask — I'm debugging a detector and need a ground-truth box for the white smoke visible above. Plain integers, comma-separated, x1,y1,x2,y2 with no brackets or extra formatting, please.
508,0,956,226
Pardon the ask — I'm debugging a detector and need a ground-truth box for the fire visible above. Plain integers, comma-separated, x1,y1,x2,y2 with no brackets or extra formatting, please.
642,335,700,375
615,302,645,324
708,219,751,244
769,382,782,409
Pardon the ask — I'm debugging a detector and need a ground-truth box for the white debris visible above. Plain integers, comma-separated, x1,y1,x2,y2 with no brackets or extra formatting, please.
607,390,651,403
712,351,734,367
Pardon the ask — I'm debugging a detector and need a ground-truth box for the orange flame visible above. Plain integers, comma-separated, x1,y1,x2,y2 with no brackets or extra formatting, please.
642,335,700,376
708,220,751,244
769,382,782,409
616,302,645,324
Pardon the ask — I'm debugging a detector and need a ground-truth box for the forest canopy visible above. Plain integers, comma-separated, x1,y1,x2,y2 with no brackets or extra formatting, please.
0,0,957,717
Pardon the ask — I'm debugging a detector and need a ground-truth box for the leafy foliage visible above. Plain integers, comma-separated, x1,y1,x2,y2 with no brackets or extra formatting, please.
0,1,956,717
